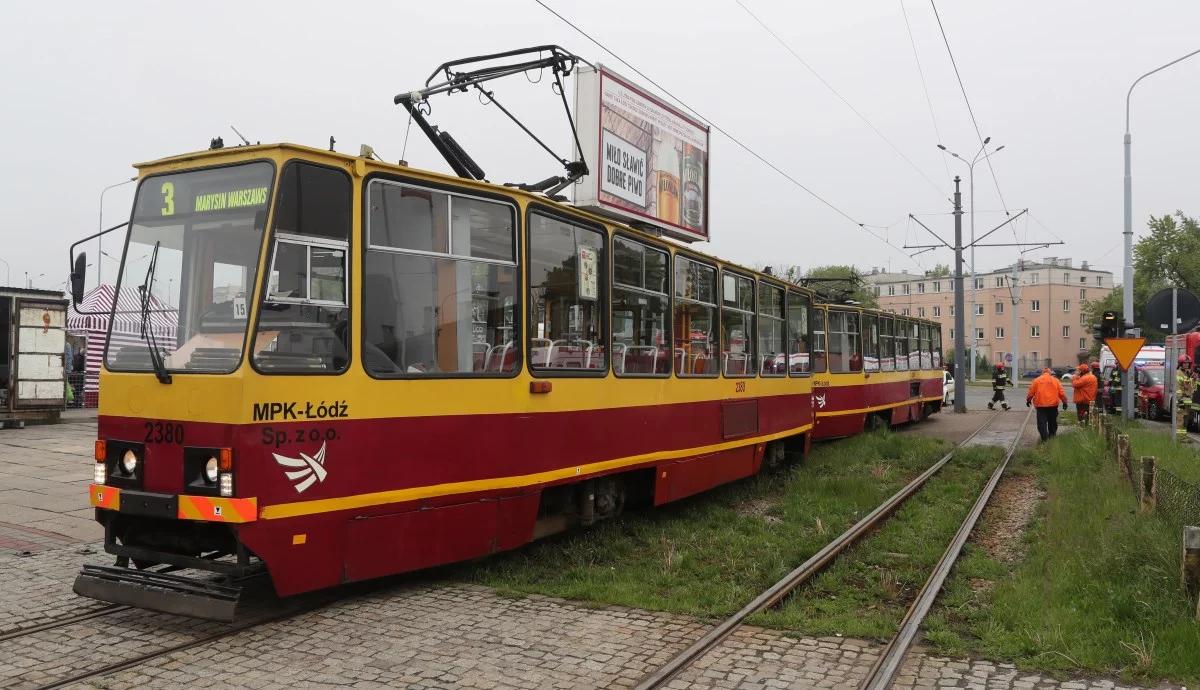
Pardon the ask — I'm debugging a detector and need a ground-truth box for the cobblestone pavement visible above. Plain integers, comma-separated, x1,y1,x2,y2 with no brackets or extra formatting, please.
0,421,1175,689
0,419,100,551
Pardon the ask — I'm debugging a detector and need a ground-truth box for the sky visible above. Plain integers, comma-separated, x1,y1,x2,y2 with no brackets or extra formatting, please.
2,0,1198,293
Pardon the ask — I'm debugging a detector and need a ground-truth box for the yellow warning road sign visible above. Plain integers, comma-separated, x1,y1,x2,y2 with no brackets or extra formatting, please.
1105,337,1147,371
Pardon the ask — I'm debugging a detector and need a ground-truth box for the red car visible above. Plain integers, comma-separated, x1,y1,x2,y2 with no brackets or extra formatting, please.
1135,365,1167,420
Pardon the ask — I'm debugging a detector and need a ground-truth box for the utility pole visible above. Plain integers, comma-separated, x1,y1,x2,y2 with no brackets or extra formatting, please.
952,177,967,412
907,189,1058,413
1009,261,1020,374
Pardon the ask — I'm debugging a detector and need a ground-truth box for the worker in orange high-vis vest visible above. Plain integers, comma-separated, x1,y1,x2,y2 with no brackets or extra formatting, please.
1071,363,1098,423
1026,368,1069,441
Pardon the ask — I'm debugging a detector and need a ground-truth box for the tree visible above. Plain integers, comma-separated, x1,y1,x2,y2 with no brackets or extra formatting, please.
1081,211,1200,346
928,263,951,278
803,265,878,308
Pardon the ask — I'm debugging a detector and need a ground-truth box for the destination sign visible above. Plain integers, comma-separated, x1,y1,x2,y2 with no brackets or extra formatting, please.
133,161,274,219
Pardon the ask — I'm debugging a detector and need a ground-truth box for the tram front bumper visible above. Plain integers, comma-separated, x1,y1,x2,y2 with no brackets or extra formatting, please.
87,483,257,523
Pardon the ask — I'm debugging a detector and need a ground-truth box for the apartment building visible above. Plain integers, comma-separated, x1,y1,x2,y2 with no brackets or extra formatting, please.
862,258,1114,371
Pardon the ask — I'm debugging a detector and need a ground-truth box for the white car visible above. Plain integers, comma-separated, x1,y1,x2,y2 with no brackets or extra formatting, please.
943,371,954,405
1061,372,1074,384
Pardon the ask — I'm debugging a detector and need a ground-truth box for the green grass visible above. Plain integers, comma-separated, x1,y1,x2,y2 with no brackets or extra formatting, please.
928,427,1200,684
460,431,968,619
1126,424,1200,484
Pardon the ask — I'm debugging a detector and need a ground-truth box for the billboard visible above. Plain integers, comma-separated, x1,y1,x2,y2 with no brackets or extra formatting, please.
573,65,710,242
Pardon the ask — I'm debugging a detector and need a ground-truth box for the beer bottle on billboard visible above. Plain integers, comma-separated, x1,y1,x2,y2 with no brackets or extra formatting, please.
682,143,704,230
656,141,681,225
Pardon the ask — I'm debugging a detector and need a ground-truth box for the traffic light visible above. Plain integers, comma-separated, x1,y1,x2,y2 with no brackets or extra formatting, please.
1099,311,1122,339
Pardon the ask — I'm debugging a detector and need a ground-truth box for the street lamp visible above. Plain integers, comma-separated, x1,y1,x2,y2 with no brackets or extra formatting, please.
98,177,137,287
939,140,1006,382
1123,47,1200,420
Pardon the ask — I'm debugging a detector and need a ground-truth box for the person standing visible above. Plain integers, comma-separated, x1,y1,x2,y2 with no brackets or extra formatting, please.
1027,367,1069,441
1072,363,1098,423
1177,357,1195,439
1107,367,1123,414
988,362,1013,410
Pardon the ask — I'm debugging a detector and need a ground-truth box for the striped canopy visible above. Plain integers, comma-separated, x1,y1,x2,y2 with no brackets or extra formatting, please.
67,283,177,338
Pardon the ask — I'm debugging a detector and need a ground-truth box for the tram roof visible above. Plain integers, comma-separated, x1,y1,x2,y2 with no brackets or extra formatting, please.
130,143,844,303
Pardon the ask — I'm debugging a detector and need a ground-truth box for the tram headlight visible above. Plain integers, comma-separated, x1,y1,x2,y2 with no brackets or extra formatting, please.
120,449,139,475
93,462,106,484
219,473,234,497
203,457,220,484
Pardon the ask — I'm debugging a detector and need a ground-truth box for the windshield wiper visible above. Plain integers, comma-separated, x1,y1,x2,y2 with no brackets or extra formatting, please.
138,241,173,384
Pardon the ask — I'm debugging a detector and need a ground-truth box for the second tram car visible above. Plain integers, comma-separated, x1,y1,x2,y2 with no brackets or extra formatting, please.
70,144,942,619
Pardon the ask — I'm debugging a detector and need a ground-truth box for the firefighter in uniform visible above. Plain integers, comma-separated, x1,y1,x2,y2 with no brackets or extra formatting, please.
1108,367,1123,414
988,362,1013,410
1177,356,1196,438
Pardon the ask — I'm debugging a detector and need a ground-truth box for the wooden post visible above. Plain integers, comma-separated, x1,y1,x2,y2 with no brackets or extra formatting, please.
1117,434,1131,480
1140,456,1157,512
1183,527,1200,616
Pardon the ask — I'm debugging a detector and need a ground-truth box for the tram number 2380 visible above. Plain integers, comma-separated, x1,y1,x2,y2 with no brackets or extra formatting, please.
144,421,184,444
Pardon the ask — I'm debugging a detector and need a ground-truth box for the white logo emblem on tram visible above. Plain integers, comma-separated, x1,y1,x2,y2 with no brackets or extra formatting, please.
273,442,329,493
815,393,827,409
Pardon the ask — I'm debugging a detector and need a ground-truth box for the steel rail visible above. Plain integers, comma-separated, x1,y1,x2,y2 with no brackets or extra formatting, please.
634,411,1002,690
857,406,1033,689
0,605,128,643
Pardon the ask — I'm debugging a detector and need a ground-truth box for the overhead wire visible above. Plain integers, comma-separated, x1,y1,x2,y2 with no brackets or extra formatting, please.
532,0,919,265
898,0,953,184
734,0,946,198
928,0,1009,214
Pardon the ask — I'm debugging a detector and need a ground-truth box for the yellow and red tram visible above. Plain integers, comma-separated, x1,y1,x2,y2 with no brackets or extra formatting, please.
72,143,941,618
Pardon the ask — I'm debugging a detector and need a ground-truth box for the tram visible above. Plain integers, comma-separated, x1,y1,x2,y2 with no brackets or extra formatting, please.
69,143,943,619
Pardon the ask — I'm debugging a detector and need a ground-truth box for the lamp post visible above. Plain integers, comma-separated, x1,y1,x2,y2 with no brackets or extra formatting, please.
939,141,1006,381
98,177,137,287
1123,48,1200,419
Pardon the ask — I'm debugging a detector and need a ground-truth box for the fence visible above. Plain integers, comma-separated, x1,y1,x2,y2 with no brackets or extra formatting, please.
65,372,96,409
1094,412,1200,615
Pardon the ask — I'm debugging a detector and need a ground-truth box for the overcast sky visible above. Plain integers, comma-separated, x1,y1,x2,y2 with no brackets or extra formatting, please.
2,0,1198,292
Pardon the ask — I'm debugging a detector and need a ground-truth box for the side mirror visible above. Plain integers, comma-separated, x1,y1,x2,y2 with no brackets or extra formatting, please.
70,252,87,305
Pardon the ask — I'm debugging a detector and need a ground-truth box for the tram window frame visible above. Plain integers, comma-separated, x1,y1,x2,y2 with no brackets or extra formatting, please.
786,289,811,376
932,326,942,368
879,315,894,372
920,323,932,369
527,205,609,377
894,318,909,371
252,159,352,376
673,254,720,378
361,175,522,379
810,307,827,373
611,234,670,378
720,269,756,378
757,281,786,377
827,310,862,373
909,321,921,370
863,313,879,373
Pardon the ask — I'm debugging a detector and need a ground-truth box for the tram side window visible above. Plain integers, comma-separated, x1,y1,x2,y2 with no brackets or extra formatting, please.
894,319,909,371
529,213,606,373
932,328,942,368
254,162,351,374
787,290,811,375
863,314,879,373
880,316,894,372
828,311,862,373
674,256,718,376
758,283,785,376
920,324,932,369
612,237,669,376
810,309,827,373
363,180,518,376
722,271,755,377
909,322,919,369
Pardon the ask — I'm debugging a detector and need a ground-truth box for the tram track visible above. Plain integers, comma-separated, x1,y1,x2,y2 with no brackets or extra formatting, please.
0,603,128,643
634,410,1016,690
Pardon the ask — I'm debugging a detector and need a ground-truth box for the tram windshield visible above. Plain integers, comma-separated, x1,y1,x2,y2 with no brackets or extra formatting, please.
105,162,273,374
